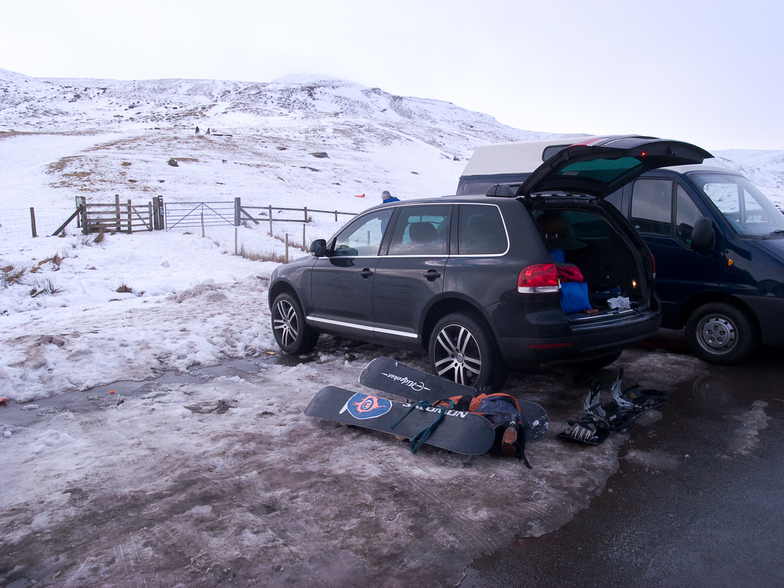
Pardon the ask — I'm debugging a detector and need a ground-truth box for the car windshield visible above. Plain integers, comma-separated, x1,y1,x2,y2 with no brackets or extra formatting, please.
690,172,784,238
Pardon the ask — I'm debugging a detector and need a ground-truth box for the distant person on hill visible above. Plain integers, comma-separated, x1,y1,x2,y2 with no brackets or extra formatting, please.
382,190,399,203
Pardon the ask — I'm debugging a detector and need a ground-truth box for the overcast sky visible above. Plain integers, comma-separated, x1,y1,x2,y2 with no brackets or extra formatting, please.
1,0,782,150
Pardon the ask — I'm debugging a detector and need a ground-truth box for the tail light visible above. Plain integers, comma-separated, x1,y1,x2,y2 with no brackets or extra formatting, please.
651,253,656,278
518,264,559,293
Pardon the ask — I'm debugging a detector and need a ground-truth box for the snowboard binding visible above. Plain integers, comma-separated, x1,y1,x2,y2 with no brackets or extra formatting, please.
559,368,668,445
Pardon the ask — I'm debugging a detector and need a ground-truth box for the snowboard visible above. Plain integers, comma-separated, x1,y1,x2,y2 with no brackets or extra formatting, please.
305,386,496,455
558,369,668,445
359,356,549,442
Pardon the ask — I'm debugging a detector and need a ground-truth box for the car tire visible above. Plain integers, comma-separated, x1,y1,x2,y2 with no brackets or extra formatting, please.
271,292,319,355
685,302,756,364
429,312,507,389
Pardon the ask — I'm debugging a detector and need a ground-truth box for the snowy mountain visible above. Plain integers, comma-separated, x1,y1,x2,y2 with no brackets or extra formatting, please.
2,67,783,221
0,68,555,220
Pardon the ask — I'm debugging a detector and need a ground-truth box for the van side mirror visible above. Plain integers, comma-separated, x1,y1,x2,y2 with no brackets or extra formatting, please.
310,239,327,257
690,217,715,252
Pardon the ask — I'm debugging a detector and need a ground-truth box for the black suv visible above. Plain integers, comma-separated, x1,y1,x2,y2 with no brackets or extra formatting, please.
269,136,711,387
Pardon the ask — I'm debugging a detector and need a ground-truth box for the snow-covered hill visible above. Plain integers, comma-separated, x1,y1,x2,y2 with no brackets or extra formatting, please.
0,68,554,219
2,67,783,221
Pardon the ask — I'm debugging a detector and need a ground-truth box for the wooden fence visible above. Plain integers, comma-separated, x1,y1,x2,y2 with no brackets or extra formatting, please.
34,196,353,240
77,195,164,234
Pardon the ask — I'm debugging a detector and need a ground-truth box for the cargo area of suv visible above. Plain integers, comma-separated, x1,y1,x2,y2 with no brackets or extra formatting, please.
530,204,652,318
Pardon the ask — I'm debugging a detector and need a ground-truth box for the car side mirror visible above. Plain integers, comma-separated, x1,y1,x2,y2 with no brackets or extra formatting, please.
310,239,327,257
690,217,716,252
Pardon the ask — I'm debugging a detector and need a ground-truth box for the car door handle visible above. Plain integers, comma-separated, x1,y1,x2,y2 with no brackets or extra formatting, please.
423,269,442,281
360,268,374,279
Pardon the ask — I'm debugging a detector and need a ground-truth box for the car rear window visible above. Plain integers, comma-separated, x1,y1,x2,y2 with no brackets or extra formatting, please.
557,157,643,185
458,204,508,254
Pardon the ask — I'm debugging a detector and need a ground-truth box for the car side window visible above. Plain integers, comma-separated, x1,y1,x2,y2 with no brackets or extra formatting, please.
458,204,508,254
387,205,451,255
332,209,393,256
675,185,702,245
630,179,673,235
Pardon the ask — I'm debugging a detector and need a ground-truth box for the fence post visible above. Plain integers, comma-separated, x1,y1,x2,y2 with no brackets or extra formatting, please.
147,202,153,231
152,196,161,230
303,206,308,247
75,196,84,228
234,197,241,227
127,199,132,234
115,195,121,232
30,207,38,238
268,205,273,236
285,233,289,264
80,199,88,234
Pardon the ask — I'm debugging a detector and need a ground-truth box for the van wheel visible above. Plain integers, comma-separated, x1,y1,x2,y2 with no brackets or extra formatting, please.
429,313,507,389
271,292,319,354
685,302,756,364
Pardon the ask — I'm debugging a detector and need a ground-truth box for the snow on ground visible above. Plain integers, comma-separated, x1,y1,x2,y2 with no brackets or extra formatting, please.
0,71,782,586
0,230,281,401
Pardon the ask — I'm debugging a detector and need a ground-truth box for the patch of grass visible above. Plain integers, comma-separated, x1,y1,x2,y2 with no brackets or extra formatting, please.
238,245,287,263
30,253,64,273
1,264,27,287
30,278,61,298
116,284,133,294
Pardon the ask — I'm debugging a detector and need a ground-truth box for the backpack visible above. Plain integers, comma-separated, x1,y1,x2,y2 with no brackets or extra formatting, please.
436,393,531,467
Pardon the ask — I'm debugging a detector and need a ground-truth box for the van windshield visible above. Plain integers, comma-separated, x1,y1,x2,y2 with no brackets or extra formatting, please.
691,172,784,238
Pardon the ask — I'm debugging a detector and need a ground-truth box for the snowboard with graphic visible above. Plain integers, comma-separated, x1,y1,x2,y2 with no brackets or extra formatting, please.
304,386,496,455
359,357,549,441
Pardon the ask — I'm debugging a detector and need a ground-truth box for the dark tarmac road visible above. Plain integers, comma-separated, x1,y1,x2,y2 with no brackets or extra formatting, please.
463,334,784,588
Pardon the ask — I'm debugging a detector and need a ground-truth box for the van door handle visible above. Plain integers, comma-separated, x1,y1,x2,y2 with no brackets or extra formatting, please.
423,269,442,281
360,268,374,279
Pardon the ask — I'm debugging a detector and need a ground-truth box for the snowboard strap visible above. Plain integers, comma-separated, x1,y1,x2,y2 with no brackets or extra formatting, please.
391,399,455,454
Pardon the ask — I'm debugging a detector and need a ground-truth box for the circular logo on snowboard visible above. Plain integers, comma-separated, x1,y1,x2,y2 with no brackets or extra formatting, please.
346,393,393,420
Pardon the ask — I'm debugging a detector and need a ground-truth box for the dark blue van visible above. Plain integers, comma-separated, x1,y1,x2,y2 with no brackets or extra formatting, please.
458,139,784,364
605,162,784,364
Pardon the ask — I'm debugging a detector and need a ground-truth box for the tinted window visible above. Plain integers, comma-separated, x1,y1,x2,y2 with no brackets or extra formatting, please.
332,209,393,256
557,156,643,184
631,179,672,235
387,205,451,255
458,204,507,254
675,185,702,245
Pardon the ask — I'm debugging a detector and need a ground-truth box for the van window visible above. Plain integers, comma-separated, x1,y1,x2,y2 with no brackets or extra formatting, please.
458,204,507,254
630,179,672,235
692,173,784,237
388,205,451,255
675,186,702,245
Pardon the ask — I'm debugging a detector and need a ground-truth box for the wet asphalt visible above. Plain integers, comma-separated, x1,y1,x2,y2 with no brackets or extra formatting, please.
462,335,784,588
